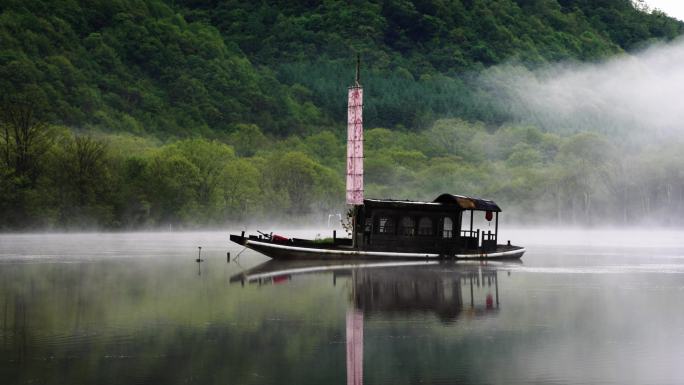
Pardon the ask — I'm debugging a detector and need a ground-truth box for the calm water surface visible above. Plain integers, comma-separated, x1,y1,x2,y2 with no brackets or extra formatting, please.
2,229,684,385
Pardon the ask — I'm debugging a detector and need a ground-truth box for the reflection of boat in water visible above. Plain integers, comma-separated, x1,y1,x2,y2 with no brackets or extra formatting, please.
230,60,524,261
231,260,513,385
230,260,510,320
350,263,501,321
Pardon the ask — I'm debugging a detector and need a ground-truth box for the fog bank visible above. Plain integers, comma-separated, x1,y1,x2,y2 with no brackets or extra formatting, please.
483,37,684,139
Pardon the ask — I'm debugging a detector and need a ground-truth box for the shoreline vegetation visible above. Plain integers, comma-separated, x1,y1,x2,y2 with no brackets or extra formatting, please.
2,0,684,230
3,119,684,230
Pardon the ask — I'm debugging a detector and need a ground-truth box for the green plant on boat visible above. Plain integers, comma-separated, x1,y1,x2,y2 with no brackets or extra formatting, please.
312,237,334,244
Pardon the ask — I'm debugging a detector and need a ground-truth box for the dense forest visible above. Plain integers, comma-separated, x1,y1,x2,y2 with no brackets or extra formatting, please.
1,0,684,229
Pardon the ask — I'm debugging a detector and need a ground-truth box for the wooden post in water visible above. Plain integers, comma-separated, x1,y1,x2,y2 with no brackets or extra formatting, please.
495,212,499,245
495,272,499,307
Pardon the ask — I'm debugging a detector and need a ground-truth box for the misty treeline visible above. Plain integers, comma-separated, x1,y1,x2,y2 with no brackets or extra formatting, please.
3,0,684,229
3,108,684,229
0,112,342,229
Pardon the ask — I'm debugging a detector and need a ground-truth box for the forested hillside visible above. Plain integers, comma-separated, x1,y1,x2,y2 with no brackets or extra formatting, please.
1,0,683,229
2,0,681,135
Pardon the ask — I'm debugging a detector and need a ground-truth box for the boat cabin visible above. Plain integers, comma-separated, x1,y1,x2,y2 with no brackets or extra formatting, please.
353,193,501,254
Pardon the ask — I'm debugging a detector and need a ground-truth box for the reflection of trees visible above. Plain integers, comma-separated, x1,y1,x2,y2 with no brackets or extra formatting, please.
2,259,350,384
10,294,28,363
1,259,511,385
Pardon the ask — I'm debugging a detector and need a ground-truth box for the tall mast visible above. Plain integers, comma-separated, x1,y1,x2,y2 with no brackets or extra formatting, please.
346,55,364,205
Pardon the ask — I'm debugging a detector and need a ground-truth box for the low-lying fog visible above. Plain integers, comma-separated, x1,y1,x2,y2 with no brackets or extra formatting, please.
2,228,684,262
482,37,684,139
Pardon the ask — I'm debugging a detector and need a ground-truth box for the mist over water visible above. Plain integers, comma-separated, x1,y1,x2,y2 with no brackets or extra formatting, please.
483,37,684,139
3,230,684,385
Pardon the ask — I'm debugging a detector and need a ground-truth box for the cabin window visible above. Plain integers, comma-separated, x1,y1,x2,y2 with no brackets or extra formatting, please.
364,218,372,233
377,217,395,234
400,216,416,236
443,217,453,238
418,217,433,236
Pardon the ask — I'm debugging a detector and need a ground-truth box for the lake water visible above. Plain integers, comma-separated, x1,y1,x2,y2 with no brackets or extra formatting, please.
2,229,684,385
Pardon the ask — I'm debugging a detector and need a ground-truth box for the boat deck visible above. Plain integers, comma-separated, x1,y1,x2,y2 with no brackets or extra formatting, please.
229,234,525,261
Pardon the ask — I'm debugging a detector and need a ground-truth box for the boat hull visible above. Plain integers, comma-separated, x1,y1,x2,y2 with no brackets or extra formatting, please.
230,235,525,261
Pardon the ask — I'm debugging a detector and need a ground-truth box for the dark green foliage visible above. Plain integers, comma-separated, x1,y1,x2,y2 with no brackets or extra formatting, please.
1,0,683,228
2,0,682,137
557,0,683,50
50,134,115,226
1,119,683,228
0,0,329,137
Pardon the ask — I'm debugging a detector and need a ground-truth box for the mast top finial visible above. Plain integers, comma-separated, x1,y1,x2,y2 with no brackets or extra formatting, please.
355,53,361,86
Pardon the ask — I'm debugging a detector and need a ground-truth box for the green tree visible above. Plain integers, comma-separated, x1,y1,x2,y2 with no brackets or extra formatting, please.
0,94,52,184
555,132,613,223
50,134,114,227
266,151,342,214
227,124,269,157
217,158,263,220
163,138,236,218
145,152,201,224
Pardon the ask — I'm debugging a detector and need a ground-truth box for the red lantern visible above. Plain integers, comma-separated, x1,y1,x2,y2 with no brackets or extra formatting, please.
485,211,493,221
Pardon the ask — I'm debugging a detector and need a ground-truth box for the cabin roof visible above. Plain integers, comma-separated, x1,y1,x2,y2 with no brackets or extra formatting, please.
433,193,501,212
364,193,501,212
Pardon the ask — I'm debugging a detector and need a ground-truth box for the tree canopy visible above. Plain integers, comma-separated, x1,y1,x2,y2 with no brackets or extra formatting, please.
1,0,683,229
1,0,681,137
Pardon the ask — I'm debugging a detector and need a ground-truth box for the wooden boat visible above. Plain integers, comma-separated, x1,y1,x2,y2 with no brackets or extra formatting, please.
229,59,524,261
229,193,525,260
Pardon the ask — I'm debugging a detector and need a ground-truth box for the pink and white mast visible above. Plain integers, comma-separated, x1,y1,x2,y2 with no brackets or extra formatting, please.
346,56,364,205
346,60,365,385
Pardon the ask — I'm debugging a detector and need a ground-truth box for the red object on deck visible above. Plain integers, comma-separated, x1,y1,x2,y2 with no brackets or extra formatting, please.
272,275,289,284
486,294,494,308
272,234,290,243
